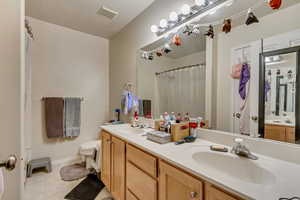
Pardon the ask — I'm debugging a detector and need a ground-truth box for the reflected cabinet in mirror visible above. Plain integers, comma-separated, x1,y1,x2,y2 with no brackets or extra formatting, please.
259,47,300,144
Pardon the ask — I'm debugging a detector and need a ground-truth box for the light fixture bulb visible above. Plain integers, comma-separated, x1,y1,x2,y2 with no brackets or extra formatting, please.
169,11,178,22
164,43,171,49
195,0,205,6
226,0,234,7
209,9,216,15
151,25,158,33
160,19,168,28
181,4,191,15
265,57,271,63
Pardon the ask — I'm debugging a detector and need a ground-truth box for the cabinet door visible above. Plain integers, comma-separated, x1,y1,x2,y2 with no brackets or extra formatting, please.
111,136,126,200
126,189,139,200
286,127,295,143
101,131,111,191
159,161,203,200
127,161,157,200
206,184,238,200
264,125,286,142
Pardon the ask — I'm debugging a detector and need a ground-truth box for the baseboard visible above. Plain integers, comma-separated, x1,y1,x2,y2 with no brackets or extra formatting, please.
52,156,81,168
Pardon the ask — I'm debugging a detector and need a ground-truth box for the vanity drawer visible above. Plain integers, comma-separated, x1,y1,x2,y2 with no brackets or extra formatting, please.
126,161,157,200
206,184,239,200
126,144,157,177
126,189,139,200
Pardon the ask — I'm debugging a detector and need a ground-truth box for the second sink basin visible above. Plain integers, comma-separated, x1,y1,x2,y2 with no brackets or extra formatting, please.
192,151,276,185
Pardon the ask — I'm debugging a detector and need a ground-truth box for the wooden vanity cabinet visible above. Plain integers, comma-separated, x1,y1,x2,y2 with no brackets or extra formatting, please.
100,131,126,200
264,125,295,143
159,161,203,200
101,131,112,190
100,130,244,200
205,183,240,200
126,144,158,200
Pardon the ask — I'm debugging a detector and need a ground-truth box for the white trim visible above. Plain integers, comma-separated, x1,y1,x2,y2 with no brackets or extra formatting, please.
52,156,81,168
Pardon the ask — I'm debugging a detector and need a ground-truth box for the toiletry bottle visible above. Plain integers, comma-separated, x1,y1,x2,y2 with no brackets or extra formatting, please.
176,113,182,123
132,111,139,127
163,112,170,121
184,112,190,121
171,112,176,121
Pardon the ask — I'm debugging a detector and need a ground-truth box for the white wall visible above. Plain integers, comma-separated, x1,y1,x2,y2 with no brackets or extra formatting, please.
216,3,300,132
109,0,193,120
29,18,109,162
174,51,206,66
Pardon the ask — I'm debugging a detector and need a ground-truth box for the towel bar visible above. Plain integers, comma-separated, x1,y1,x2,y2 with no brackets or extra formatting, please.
41,97,84,101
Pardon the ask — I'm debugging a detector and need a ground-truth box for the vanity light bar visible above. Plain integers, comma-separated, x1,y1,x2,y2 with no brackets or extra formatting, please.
152,0,229,36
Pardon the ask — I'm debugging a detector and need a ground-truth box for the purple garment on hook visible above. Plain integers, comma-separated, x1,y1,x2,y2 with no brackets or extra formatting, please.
239,64,250,100
265,81,271,101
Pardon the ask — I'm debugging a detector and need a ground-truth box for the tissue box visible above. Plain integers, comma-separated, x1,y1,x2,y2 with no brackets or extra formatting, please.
171,122,190,142
147,131,171,144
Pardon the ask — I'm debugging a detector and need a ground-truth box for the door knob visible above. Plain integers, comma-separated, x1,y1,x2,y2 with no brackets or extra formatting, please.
0,155,17,171
190,191,197,198
251,116,258,121
235,113,241,119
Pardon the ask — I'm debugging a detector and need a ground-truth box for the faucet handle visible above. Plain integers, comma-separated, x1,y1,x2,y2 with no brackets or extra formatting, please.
234,138,243,143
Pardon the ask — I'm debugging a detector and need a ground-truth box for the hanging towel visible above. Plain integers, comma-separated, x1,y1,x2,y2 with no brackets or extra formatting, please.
64,98,81,137
239,64,250,100
265,81,271,102
138,99,144,116
45,97,64,138
0,169,4,200
143,100,152,117
121,91,133,115
239,64,251,136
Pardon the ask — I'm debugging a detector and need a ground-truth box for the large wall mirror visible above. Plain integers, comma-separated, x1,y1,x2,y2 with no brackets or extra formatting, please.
137,28,209,121
136,1,300,145
259,47,300,143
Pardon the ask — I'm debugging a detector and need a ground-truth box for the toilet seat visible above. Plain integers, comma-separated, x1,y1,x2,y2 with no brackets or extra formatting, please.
79,140,101,172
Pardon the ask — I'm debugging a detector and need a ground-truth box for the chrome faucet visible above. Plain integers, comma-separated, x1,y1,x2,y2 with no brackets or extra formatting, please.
231,138,258,160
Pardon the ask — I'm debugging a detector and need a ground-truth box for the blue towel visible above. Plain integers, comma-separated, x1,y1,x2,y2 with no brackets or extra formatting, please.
64,98,81,137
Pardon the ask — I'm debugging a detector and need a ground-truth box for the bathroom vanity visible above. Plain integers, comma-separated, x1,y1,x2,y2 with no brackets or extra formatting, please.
100,124,300,200
100,126,242,200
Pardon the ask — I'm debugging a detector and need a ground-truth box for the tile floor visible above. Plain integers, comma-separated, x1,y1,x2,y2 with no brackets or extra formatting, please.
24,164,112,200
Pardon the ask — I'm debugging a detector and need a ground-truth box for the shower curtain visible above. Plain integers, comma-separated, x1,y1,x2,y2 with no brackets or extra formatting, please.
24,31,32,162
155,65,206,118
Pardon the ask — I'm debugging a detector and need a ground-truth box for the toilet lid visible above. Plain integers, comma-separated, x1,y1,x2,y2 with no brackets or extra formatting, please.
80,140,100,156
80,140,100,150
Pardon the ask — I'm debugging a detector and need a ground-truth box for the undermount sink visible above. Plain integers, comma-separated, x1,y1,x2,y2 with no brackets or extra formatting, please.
192,152,276,185
121,126,148,134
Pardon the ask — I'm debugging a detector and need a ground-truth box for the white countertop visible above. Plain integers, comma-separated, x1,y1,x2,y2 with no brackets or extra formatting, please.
101,124,300,200
265,119,295,127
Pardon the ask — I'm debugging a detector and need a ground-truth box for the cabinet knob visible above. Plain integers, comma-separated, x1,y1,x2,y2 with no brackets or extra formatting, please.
190,191,197,198
251,116,258,121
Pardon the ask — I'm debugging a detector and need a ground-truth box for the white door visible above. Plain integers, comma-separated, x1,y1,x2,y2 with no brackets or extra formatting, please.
0,0,23,199
230,41,261,137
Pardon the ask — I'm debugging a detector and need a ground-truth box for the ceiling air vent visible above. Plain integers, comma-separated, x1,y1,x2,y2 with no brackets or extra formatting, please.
96,5,119,20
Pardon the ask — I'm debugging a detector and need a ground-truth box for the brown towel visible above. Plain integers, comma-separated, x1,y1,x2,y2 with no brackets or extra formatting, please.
143,100,152,117
44,97,64,138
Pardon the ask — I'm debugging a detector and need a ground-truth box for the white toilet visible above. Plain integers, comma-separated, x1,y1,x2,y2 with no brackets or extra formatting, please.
79,140,101,172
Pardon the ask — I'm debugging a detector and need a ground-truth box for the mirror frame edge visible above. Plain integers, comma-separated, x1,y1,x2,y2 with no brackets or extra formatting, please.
259,46,300,141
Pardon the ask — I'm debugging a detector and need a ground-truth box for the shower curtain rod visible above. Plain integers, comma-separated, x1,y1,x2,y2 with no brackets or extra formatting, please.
155,63,205,76
41,97,84,101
